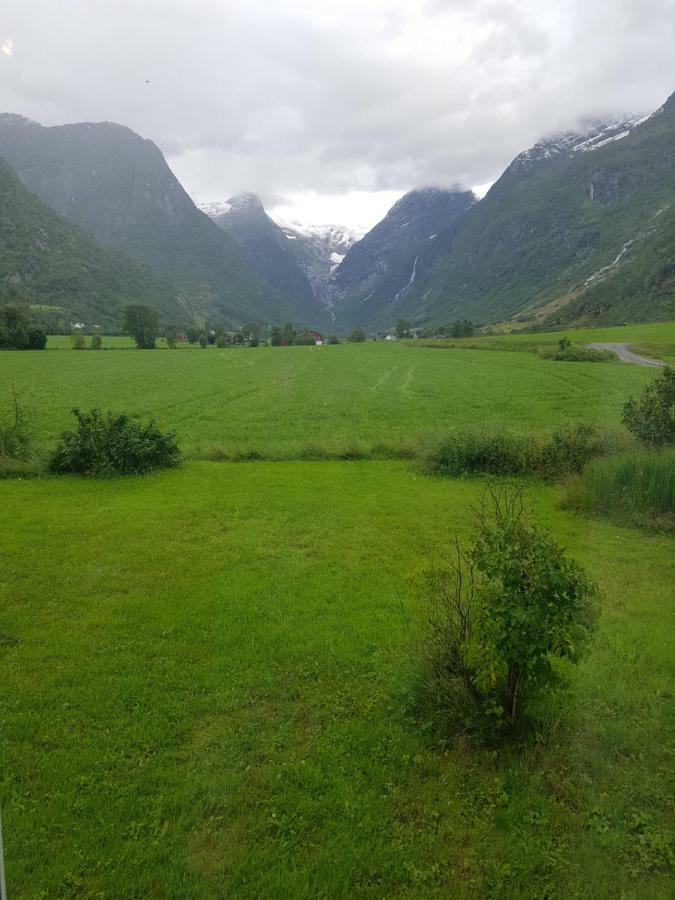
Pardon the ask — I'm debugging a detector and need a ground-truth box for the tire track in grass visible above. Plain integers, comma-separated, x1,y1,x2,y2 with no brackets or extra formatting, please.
371,367,398,393
401,366,416,394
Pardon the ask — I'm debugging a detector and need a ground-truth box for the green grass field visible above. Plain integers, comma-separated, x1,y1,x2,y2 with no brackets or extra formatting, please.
1,328,673,897
0,338,659,460
414,321,675,364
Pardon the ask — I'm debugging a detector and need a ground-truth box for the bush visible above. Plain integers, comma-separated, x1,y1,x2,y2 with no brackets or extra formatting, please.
622,366,674,447
349,327,366,343
0,388,32,460
425,424,614,481
538,345,616,362
90,334,103,350
0,306,46,350
538,423,611,479
50,409,180,476
71,331,86,350
426,431,536,477
565,449,675,531
417,483,598,739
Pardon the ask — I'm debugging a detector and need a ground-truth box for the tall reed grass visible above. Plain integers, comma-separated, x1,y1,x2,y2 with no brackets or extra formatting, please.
565,449,675,530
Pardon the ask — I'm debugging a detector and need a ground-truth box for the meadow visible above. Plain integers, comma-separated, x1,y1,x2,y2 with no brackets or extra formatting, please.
413,320,675,363
1,327,673,897
0,336,660,461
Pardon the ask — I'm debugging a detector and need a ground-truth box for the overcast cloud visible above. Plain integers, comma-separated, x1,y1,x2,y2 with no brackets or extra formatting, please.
1,0,674,226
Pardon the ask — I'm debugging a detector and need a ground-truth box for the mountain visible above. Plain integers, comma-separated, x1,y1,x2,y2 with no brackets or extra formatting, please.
201,192,321,317
201,195,361,311
395,97,675,329
328,187,477,327
0,155,182,331
278,222,363,306
0,114,311,327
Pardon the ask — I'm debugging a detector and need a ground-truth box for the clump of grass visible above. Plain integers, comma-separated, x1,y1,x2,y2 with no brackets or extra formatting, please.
564,449,675,531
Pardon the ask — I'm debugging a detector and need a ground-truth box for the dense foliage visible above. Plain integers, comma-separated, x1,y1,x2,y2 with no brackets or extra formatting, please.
419,484,598,736
0,305,46,350
426,423,612,481
622,366,675,447
50,408,180,475
123,305,160,349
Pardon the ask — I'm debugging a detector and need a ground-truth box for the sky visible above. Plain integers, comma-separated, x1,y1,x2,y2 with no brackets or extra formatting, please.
1,0,675,228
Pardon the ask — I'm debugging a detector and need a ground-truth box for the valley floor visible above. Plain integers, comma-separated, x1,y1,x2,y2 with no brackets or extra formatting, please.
1,461,673,898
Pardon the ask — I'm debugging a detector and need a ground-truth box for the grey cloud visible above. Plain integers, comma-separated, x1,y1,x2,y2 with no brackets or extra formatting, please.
1,0,674,215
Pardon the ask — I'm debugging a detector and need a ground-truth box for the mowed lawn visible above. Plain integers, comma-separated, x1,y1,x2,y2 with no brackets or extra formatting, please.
1,462,673,898
0,340,657,458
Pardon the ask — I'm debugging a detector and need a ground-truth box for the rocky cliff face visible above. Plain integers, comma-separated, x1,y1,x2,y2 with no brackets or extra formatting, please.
328,187,476,325
278,223,363,305
204,193,321,318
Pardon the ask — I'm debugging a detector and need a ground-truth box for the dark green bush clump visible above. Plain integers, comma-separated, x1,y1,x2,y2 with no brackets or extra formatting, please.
50,409,180,476
0,306,47,350
538,345,616,362
565,449,675,531
622,366,674,447
426,424,613,481
417,484,598,740
428,431,535,477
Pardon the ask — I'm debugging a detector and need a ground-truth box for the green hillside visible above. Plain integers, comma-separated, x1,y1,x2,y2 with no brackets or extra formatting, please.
369,92,675,330
0,116,318,328
0,156,181,330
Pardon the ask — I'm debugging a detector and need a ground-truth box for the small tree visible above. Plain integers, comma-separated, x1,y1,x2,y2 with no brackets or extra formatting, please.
0,306,46,350
395,319,411,339
90,334,103,350
71,331,86,350
270,326,282,346
241,323,261,345
165,325,178,349
419,483,597,738
198,331,208,349
622,366,674,447
281,322,295,345
349,327,366,343
123,305,159,349
185,325,201,345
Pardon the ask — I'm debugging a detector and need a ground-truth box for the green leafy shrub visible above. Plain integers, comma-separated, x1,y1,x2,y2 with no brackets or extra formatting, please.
349,327,366,343
0,305,47,350
538,345,617,362
538,423,611,479
71,331,86,350
50,409,180,476
417,484,598,739
425,431,536,477
426,425,616,481
90,334,103,350
565,449,675,531
622,366,674,447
